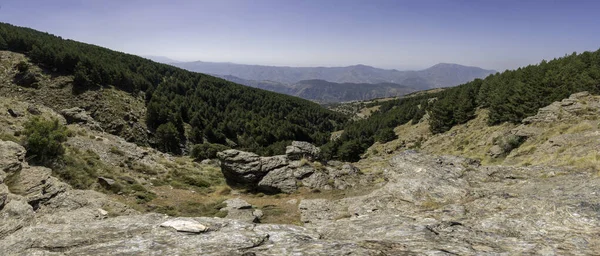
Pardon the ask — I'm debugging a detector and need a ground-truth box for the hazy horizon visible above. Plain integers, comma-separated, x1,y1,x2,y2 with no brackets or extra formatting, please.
1,0,599,71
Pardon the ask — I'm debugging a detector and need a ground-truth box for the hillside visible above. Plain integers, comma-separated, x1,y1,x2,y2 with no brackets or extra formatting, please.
173,60,496,90
323,49,600,161
0,23,347,155
218,76,416,103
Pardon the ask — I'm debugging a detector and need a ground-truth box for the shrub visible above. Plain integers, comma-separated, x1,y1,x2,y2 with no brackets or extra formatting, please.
16,61,29,73
23,117,69,164
375,128,397,143
190,143,229,161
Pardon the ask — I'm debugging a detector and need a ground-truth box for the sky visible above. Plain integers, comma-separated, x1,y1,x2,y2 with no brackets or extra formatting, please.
0,0,599,71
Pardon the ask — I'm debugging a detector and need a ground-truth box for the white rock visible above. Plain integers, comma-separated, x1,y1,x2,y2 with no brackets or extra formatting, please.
160,219,208,233
98,209,108,216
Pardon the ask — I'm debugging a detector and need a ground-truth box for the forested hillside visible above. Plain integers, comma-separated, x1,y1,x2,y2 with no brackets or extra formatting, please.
326,50,600,161
0,23,346,155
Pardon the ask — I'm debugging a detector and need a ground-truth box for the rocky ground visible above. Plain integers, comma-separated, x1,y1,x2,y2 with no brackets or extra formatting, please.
2,140,599,255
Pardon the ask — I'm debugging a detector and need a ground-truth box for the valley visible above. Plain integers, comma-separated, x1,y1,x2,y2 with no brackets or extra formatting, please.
0,22,599,255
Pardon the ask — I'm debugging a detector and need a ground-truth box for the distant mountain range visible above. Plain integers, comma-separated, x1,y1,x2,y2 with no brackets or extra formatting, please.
171,61,496,89
141,57,494,102
217,75,416,103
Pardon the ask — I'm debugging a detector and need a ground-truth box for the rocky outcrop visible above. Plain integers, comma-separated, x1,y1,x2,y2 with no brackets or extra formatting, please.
0,140,134,239
286,141,321,160
218,141,362,193
60,107,103,131
299,150,600,254
522,91,594,124
1,138,599,254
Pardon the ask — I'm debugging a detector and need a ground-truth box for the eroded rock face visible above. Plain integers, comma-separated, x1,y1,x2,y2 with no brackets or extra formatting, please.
218,142,362,193
1,138,599,254
299,150,600,254
0,140,26,173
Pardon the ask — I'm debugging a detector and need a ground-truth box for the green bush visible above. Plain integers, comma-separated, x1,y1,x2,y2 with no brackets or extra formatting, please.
23,117,69,164
190,143,229,161
16,61,29,73
375,128,397,143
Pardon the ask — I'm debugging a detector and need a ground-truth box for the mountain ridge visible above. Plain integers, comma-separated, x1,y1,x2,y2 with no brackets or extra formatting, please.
215,75,417,103
171,60,496,90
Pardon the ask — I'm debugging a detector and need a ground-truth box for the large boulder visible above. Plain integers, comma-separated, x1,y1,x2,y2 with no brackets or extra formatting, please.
217,149,266,187
219,142,362,193
60,107,102,131
218,150,289,189
258,166,298,193
285,141,321,160
8,166,69,210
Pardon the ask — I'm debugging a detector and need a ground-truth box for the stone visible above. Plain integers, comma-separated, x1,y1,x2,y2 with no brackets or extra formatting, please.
97,176,116,188
27,105,41,115
98,209,109,216
285,141,321,160
60,107,102,131
0,199,34,239
260,155,288,172
258,166,297,193
0,140,26,173
300,171,331,190
0,184,8,208
489,145,504,158
10,166,69,209
7,109,20,117
218,149,263,185
220,198,262,223
223,198,252,209
160,219,209,233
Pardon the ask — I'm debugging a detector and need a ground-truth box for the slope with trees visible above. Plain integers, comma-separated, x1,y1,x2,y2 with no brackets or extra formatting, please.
326,50,600,161
0,23,346,155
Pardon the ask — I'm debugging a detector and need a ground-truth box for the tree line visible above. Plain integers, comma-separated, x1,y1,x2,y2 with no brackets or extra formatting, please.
0,23,347,155
326,49,600,161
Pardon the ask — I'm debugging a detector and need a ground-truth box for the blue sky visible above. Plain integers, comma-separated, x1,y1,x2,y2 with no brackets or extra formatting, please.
1,0,599,70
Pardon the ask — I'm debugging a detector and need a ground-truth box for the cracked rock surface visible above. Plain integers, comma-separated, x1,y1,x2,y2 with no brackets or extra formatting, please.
1,140,600,255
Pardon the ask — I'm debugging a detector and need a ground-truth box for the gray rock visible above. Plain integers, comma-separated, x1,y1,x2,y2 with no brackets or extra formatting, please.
285,141,321,160
0,140,26,173
60,107,102,131
293,165,314,178
300,171,331,190
219,144,361,193
160,218,209,233
0,184,8,208
218,149,266,188
8,166,69,209
221,198,261,223
0,198,34,239
489,145,504,158
260,155,288,172
223,198,252,209
27,105,41,115
97,176,116,188
258,166,297,193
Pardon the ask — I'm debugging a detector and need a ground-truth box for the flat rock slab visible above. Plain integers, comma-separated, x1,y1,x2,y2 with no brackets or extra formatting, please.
160,219,209,233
